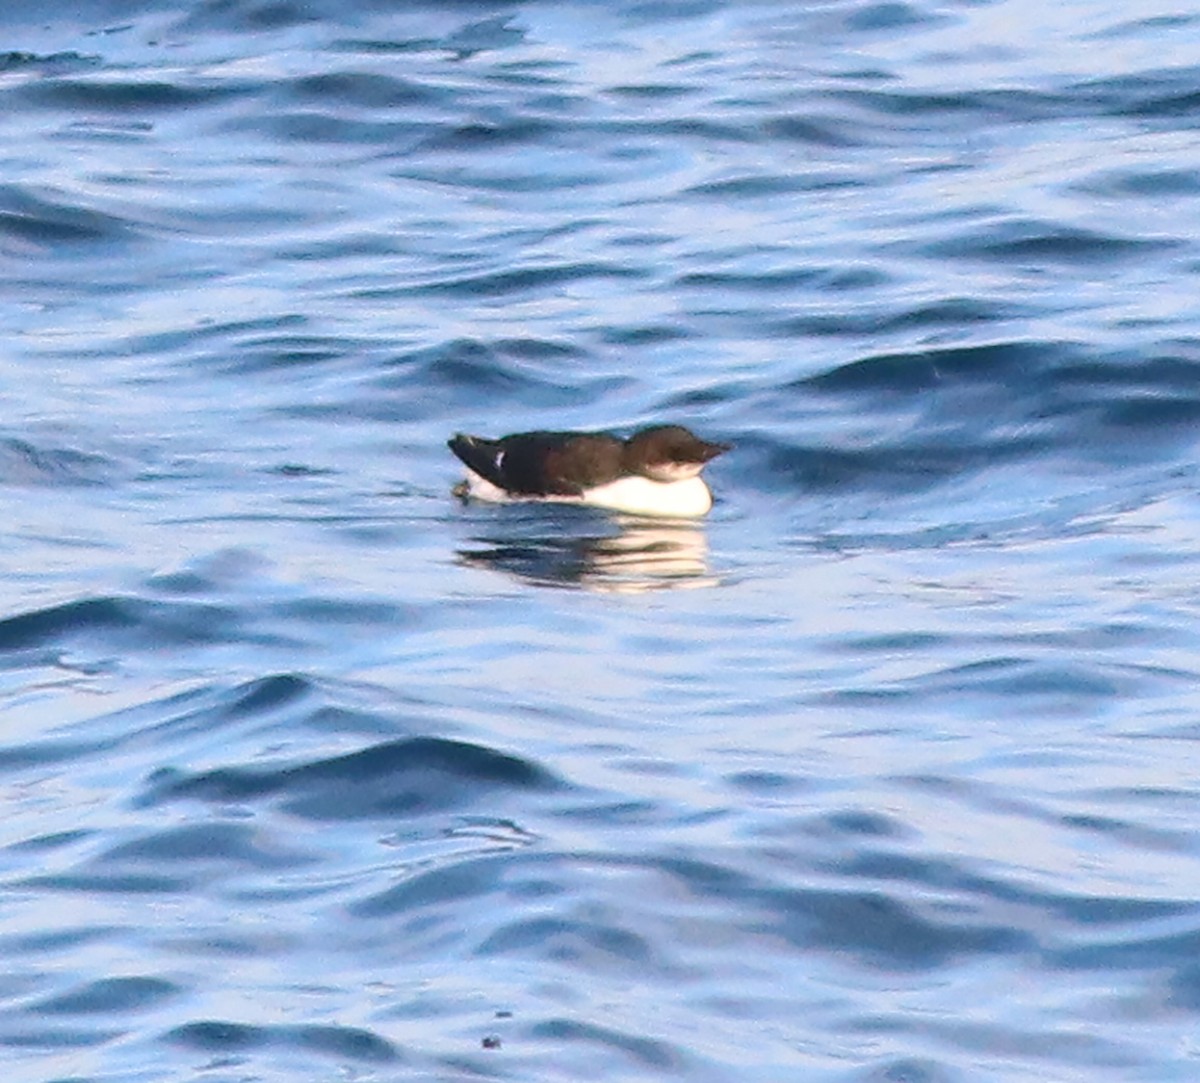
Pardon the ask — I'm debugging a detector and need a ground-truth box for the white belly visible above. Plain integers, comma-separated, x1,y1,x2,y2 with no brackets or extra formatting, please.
457,470,714,518
578,474,714,517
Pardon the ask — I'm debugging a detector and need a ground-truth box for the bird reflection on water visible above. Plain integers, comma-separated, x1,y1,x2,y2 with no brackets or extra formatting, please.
455,513,717,593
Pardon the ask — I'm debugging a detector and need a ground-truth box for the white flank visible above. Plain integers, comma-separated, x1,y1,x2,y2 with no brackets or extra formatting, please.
579,475,713,518
458,469,714,518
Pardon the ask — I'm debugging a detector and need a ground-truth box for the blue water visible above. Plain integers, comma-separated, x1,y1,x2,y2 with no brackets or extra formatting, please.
5,1,1200,1079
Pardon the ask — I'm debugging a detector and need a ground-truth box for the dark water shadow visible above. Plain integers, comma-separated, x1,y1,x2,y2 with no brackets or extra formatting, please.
139,735,561,821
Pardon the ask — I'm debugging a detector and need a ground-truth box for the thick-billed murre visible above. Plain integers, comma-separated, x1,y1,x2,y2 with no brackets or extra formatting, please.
449,425,730,518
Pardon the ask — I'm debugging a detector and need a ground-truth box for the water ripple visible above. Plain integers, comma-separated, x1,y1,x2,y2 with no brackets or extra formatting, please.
4,2,1200,1081
0,185,140,253
143,736,559,818
166,1020,400,1063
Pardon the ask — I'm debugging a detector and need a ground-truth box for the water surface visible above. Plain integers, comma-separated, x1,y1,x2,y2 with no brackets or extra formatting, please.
5,1,1200,1080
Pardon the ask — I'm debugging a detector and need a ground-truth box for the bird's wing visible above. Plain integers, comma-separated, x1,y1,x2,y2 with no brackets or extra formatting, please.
449,432,623,496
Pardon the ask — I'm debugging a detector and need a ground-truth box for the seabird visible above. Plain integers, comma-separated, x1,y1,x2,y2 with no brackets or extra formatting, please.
448,425,730,518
